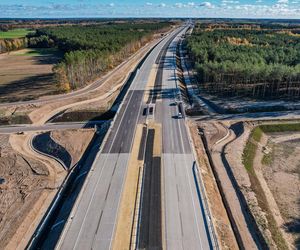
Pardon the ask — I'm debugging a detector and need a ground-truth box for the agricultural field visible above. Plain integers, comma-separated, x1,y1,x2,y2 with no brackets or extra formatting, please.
0,48,62,103
0,28,33,38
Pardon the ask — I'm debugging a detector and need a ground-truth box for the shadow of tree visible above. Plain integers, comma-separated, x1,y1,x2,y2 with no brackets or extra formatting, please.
283,208,300,248
0,73,59,103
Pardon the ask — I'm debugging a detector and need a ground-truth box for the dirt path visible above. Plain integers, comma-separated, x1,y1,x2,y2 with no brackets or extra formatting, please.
202,121,260,249
189,121,238,250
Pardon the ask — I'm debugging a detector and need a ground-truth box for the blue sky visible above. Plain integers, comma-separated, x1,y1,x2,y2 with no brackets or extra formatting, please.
0,0,299,18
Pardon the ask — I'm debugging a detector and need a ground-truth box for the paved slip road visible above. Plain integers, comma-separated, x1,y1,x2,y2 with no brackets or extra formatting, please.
154,28,213,249
0,121,105,134
55,27,185,250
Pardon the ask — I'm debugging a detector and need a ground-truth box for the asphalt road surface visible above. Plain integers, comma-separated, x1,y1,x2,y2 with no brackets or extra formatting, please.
155,28,213,249
54,27,185,250
137,129,162,249
0,121,104,134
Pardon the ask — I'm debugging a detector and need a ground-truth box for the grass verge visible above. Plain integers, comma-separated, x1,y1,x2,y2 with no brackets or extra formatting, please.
260,123,300,133
242,127,262,172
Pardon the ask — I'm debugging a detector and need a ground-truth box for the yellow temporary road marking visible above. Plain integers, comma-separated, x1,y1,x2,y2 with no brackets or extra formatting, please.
112,124,145,250
143,64,158,103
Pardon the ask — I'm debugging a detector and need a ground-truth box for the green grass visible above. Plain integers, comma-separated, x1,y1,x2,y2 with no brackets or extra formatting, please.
262,152,272,166
260,123,300,133
0,28,34,39
252,127,263,142
242,139,257,172
242,127,262,172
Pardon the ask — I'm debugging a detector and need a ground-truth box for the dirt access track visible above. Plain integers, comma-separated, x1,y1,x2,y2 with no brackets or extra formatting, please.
199,120,265,249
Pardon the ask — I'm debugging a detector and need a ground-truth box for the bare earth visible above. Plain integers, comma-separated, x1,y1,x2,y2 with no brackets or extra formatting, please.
0,49,60,103
200,121,259,249
262,132,300,248
51,129,94,167
221,121,299,249
0,133,60,249
0,128,94,249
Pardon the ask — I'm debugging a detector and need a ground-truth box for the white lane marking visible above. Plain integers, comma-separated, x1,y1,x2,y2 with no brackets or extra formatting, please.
108,35,168,249
109,38,164,250
177,118,203,250
63,27,184,250
168,30,204,249
70,79,138,249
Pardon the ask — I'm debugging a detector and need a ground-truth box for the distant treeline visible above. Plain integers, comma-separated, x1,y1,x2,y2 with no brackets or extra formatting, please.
29,22,171,91
187,26,300,99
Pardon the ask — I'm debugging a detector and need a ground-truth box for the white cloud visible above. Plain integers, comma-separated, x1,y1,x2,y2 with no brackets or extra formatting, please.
277,0,288,3
0,0,299,18
174,3,184,8
187,2,196,6
222,0,240,4
173,2,198,8
199,1,214,8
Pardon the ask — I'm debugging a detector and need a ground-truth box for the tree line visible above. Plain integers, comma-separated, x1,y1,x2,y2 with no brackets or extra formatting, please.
0,38,27,53
29,22,171,90
186,26,300,99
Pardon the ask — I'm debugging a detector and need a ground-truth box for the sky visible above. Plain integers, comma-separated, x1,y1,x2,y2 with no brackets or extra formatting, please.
0,0,299,19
